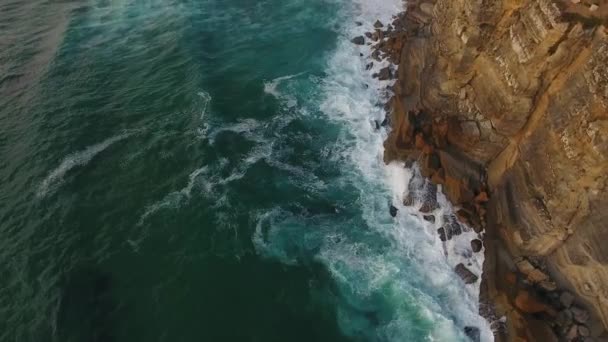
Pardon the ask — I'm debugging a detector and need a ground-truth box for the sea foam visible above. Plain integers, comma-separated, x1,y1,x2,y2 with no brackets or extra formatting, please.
252,0,494,340
37,133,131,198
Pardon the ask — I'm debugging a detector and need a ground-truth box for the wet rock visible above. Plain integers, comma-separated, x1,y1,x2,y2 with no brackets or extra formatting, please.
455,263,478,284
423,215,435,223
389,205,398,217
355,21,363,26
365,32,373,39
437,227,447,241
371,50,381,61
351,36,365,45
374,120,380,130
444,220,462,239
464,326,480,342
571,306,590,324
373,67,391,80
471,239,483,253
366,62,373,70
374,19,383,28
560,292,575,308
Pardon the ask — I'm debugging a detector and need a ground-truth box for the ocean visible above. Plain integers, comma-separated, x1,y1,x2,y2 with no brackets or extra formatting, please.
0,0,492,341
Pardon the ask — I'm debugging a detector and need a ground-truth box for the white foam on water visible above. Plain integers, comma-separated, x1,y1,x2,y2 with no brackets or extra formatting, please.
252,0,494,340
137,165,208,225
196,91,212,138
263,72,307,108
208,118,264,145
37,133,131,198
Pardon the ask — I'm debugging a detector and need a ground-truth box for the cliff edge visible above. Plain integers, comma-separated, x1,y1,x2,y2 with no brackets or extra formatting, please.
380,0,608,340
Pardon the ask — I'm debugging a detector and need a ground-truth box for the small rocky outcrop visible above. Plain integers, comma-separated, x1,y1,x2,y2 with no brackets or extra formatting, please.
389,205,398,217
455,263,478,284
379,0,608,340
470,239,482,253
464,326,481,342
351,36,365,45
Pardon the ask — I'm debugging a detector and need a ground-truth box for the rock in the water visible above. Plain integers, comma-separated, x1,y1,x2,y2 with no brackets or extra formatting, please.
365,32,373,39
351,36,365,45
471,239,483,253
571,306,590,324
375,67,391,80
437,227,447,241
365,62,373,70
423,215,435,223
455,263,478,284
374,19,383,28
560,291,575,308
464,326,480,342
389,205,398,217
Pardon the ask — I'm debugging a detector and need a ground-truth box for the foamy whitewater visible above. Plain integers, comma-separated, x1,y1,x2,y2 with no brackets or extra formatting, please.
37,133,131,198
255,1,494,341
2,0,496,340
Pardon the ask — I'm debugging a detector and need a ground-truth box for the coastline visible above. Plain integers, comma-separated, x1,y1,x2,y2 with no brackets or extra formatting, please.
361,0,608,341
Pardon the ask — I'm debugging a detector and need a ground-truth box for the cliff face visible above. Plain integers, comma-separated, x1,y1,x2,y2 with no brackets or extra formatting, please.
382,0,608,340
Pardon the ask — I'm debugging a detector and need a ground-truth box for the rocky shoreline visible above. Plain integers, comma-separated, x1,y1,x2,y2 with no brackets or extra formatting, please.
354,0,608,341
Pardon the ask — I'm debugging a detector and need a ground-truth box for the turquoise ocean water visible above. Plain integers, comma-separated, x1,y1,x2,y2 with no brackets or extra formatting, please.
0,0,492,341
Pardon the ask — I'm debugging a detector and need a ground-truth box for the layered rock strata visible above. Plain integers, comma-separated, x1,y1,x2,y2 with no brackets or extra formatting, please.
375,0,608,340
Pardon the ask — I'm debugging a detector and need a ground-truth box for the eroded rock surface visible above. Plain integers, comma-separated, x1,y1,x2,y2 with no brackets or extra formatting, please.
381,0,608,340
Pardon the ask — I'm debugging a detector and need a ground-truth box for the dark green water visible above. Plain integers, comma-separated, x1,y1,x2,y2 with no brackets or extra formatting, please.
0,0,492,341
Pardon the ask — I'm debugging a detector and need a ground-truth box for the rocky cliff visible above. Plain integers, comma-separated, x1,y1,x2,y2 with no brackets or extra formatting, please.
378,0,608,340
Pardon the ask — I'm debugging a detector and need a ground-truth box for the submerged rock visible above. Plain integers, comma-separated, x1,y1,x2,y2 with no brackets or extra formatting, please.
389,205,398,217
455,263,478,284
464,326,480,342
471,239,483,253
351,36,365,45
376,67,392,80
437,227,447,241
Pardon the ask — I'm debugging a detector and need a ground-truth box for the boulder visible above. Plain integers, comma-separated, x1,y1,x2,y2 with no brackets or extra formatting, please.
351,36,365,45
471,239,483,253
455,263,478,284
374,19,384,28
389,205,398,217
374,67,391,80
464,326,480,342
464,326,481,342
437,227,447,241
